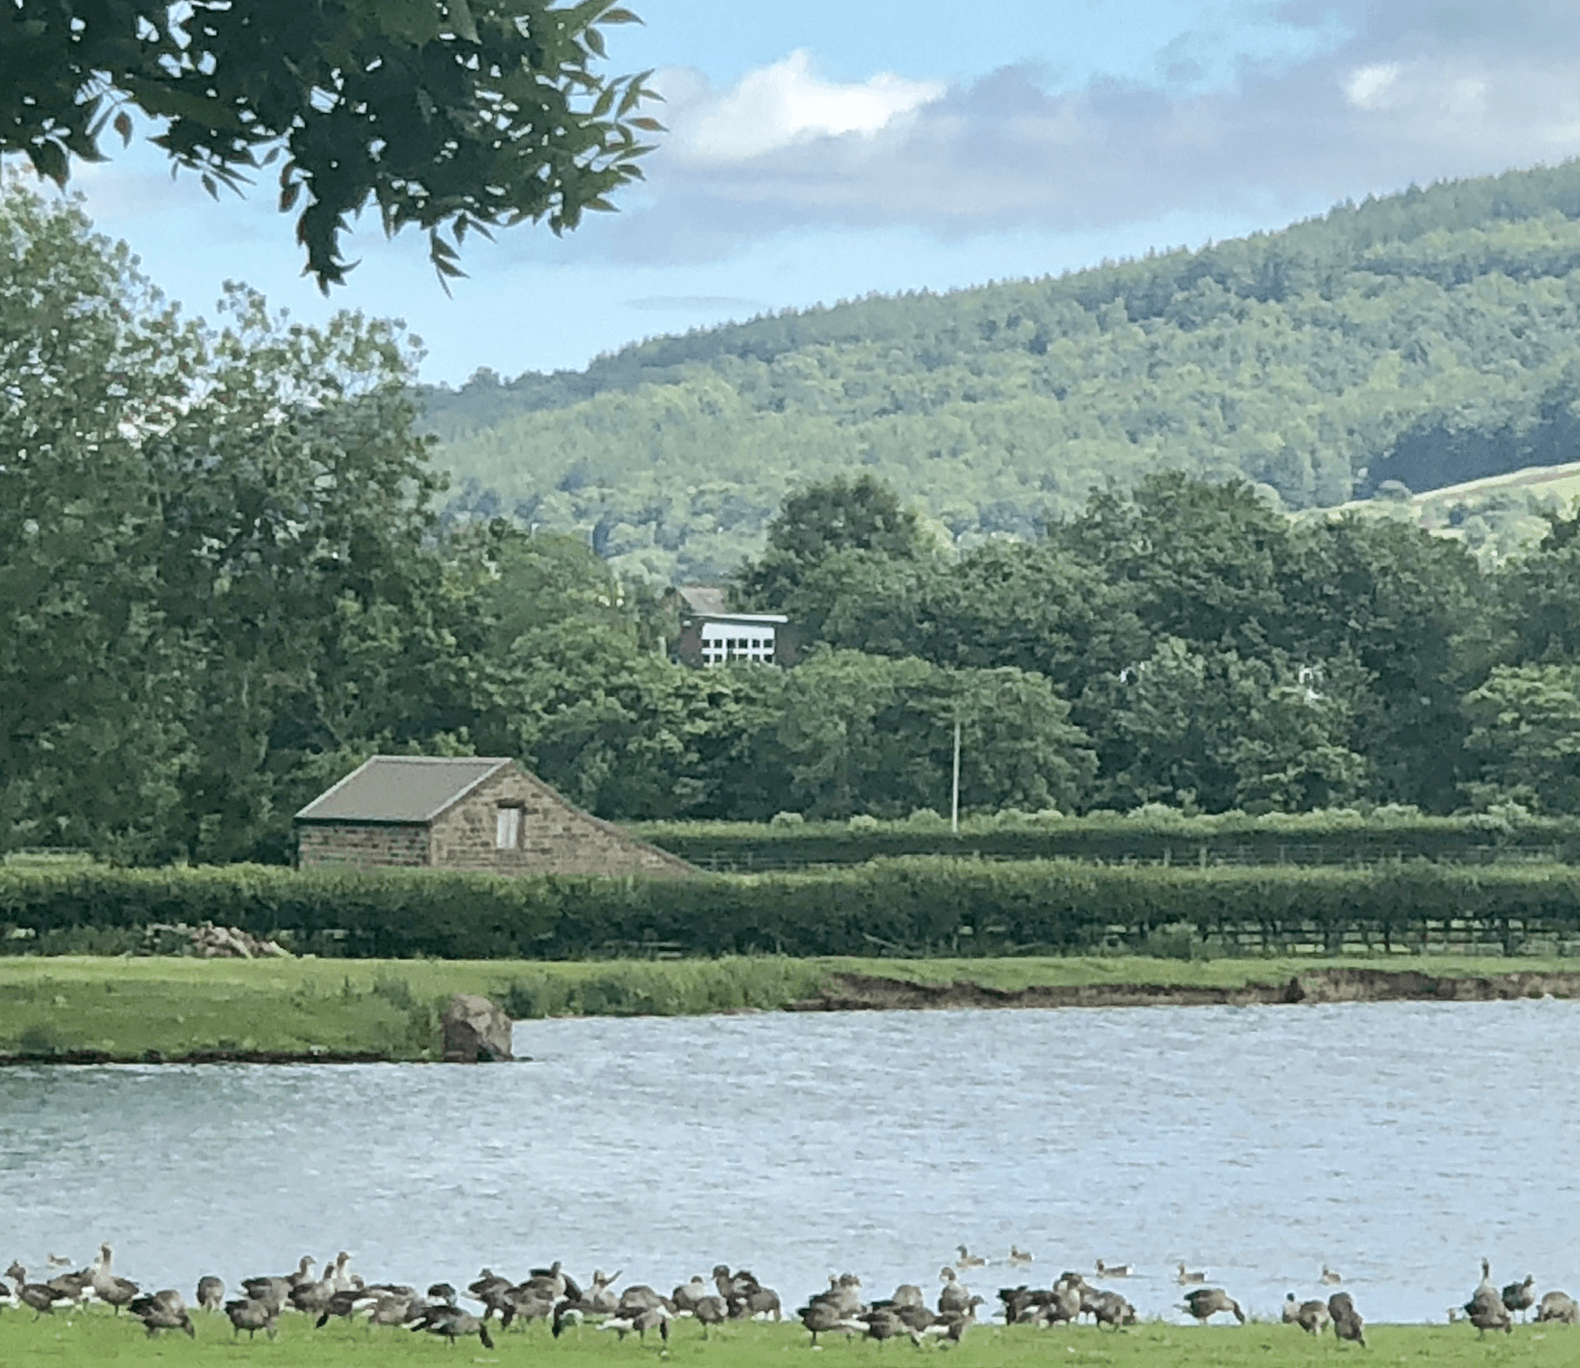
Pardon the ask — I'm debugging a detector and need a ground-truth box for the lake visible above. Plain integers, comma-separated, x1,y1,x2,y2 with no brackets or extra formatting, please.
1,998,1574,1324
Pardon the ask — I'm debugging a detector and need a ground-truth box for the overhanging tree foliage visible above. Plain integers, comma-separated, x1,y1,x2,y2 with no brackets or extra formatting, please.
0,0,660,286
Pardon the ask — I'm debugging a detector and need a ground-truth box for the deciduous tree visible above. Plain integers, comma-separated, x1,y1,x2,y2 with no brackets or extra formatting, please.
1,0,660,286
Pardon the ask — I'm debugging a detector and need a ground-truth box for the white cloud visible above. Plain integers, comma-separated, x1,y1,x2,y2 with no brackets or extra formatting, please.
585,0,1580,263
667,50,945,163
1345,62,1402,111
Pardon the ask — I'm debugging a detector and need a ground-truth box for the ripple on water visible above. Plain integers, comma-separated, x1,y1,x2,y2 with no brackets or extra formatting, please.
0,998,1574,1324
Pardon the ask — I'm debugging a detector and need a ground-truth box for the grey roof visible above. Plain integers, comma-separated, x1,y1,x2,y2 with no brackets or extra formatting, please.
677,585,728,616
295,756,512,824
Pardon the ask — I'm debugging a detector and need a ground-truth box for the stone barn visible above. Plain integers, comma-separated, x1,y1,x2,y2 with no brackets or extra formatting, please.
294,756,694,878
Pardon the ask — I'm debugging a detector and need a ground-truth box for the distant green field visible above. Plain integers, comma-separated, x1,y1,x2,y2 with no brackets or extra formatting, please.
0,954,1572,1062
0,1306,1570,1367
1314,459,1580,560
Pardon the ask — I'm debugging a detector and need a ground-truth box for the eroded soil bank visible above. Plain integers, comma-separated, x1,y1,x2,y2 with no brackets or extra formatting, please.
787,966,1580,1011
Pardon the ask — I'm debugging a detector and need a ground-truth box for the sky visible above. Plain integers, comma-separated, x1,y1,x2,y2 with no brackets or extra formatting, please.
44,0,1580,385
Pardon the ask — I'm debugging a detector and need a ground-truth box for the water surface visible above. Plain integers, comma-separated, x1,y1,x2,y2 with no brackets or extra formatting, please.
1,999,1573,1324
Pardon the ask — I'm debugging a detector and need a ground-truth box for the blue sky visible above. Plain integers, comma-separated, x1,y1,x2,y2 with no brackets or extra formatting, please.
52,0,1580,384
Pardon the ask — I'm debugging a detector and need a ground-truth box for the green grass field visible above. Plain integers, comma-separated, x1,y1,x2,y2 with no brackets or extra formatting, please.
0,954,1572,1062
0,1307,1568,1367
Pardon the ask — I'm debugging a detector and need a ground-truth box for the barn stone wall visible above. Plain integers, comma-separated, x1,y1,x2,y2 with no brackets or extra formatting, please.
297,822,429,869
428,767,693,878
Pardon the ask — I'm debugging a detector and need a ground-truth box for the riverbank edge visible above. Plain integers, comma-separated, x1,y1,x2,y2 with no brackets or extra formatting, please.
786,965,1580,1012
4,960,1579,1064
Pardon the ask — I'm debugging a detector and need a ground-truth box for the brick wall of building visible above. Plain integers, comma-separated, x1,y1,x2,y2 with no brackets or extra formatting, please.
297,822,429,869
427,767,693,878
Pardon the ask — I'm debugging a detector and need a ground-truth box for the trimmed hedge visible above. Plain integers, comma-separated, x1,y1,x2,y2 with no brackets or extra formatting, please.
628,813,1580,870
6,859,1580,958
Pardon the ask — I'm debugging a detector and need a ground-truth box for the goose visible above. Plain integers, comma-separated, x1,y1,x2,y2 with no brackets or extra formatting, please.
45,1266,94,1306
314,1285,385,1328
917,1311,971,1345
809,1273,864,1318
798,1298,858,1346
412,1302,495,1350
586,1269,622,1314
888,1283,924,1310
1177,1263,1207,1285
371,1290,425,1330
956,1245,986,1270
467,1268,514,1320
1464,1258,1510,1335
1502,1273,1536,1321
130,1290,195,1339
1095,1259,1132,1278
7,1264,73,1319
90,1244,139,1313
726,1272,782,1321
938,1268,972,1316
527,1259,579,1301
1182,1287,1245,1324
1091,1290,1137,1329
600,1303,671,1342
997,1286,1046,1324
1537,1290,1580,1324
241,1257,311,1314
1008,1245,1033,1266
500,1280,558,1329
857,1306,906,1344
224,1296,279,1341
1464,1267,1512,1339
1321,1264,1343,1285
896,1303,937,1331
196,1276,224,1312
1283,1294,1330,1334
672,1275,710,1313
47,1254,74,1270
290,1251,339,1314
693,1294,729,1338
615,1284,671,1316
328,1251,356,1293
1049,1277,1084,1325
1329,1291,1365,1347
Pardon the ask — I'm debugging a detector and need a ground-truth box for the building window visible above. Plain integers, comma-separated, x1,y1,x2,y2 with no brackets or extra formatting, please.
496,805,522,849
699,623,776,666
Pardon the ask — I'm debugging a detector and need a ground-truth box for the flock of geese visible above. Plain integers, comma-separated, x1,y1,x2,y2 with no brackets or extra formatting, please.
4,1243,1578,1349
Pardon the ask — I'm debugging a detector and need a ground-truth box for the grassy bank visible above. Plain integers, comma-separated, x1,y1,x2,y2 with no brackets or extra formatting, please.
0,1308,1571,1366
0,953,1575,1062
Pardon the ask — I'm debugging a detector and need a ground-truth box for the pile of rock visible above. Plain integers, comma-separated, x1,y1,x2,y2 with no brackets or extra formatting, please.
139,922,291,959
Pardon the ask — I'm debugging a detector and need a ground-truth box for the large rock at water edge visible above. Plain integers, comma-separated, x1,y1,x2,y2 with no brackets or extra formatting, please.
442,994,514,1062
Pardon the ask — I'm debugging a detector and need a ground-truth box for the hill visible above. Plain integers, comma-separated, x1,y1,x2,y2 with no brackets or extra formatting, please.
420,161,1580,582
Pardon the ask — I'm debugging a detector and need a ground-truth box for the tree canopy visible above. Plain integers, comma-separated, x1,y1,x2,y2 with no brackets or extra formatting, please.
13,191,1580,863
0,0,659,286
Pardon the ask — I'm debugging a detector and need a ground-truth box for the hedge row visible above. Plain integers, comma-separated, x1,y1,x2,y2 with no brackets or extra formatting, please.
6,859,1580,958
629,814,1580,870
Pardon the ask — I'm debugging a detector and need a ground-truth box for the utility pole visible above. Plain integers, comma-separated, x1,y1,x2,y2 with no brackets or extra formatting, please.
951,716,961,834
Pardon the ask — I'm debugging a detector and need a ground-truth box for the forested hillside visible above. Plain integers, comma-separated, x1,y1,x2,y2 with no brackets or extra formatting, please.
423,161,1580,582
